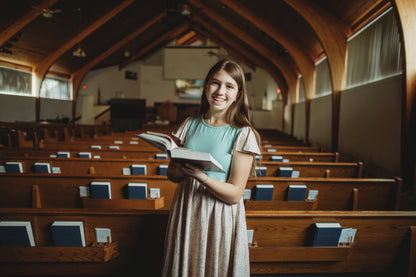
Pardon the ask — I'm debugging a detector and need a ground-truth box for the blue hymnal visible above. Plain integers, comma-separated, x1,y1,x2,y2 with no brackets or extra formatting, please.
255,155,262,161
5,162,23,173
131,164,146,175
312,222,342,247
33,162,51,173
51,221,85,247
127,183,147,199
78,152,92,158
90,181,112,199
271,155,283,162
253,184,274,201
0,221,35,246
155,153,168,160
158,165,168,175
57,152,70,158
278,167,293,177
287,184,307,201
255,166,267,177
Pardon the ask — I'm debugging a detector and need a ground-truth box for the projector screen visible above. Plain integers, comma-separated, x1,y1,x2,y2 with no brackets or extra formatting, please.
163,47,219,80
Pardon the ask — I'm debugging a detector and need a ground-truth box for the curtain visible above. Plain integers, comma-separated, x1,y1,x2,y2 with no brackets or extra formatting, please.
40,77,72,100
346,8,402,88
0,66,31,95
314,57,332,98
298,76,305,103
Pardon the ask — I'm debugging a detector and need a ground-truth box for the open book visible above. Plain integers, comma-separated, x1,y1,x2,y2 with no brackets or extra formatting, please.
136,131,224,173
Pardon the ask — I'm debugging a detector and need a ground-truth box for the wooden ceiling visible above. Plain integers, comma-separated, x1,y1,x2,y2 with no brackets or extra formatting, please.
0,0,390,84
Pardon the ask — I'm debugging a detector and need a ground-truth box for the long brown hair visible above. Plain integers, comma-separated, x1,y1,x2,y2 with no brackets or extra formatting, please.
200,59,261,175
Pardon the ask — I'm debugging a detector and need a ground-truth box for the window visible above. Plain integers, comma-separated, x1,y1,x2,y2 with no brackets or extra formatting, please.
314,57,332,98
40,76,72,100
298,76,305,103
0,66,31,95
346,8,402,88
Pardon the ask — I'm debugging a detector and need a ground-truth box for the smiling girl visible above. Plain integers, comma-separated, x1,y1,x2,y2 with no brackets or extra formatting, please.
162,59,261,277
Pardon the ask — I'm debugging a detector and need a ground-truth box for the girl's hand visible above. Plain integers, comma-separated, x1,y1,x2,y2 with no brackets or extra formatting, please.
167,160,186,183
180,163,207,183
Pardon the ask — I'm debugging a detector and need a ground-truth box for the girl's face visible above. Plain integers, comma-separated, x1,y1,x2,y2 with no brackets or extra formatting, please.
205,69,240,114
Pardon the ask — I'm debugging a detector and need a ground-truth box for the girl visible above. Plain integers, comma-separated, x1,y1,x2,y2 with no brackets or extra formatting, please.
162,59,261,277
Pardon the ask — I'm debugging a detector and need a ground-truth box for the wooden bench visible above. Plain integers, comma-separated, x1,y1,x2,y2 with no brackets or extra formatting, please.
0,174,402,211
0,174,176,211
245,176,402,210
0,208,415,276
259,151,339,162
246,210,416,276
0,208,169,276
256,160,363,178
0,157,362,178
0,147,164,160
1,147,337,162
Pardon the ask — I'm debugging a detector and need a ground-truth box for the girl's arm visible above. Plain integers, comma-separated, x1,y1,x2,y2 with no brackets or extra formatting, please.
180,151,254,204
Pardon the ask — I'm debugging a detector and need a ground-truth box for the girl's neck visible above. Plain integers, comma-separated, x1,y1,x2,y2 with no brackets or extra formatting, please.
204,112,228,127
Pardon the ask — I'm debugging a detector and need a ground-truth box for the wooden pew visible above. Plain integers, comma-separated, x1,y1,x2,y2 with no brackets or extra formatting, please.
245,177,402,211
0,147,336,162
0,174,402,212
0,157,363,178
246,210,416,276
0,208,169,276
0,174,176,211
0,208,415,276
259,151,339,162
257,160,363,178
0,147,164,160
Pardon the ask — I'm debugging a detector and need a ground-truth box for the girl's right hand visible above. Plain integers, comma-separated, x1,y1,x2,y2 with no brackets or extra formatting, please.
167,160,186,183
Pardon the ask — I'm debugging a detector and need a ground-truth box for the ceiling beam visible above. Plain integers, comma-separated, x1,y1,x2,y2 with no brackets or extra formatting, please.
119,23,191,70
193,27,256,71
188,0,298,79
191,16,288,97
220,0,315,97
283,0,351,152
393,0,416,191
33,0,135,98
71,11,166,102
0,0,58,48
221,0,317,142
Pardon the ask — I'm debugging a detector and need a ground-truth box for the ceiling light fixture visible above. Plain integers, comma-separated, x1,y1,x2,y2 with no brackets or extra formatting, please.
73,7,86,58
73,45,86,57
181,4,191,16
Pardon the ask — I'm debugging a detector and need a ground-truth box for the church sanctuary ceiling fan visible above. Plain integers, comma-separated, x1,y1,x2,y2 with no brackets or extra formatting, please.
42,6,62,18
33,0,62,18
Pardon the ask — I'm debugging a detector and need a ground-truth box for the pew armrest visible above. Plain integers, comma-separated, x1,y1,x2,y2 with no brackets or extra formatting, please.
0,242,119,263
81,197,165,210
245,199,318,210
249,245,350,262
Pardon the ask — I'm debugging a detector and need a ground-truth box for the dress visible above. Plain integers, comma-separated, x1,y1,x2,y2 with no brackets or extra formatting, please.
162,116,261,277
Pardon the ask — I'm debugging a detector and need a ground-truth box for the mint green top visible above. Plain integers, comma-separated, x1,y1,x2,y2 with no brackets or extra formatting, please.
173,116,261,181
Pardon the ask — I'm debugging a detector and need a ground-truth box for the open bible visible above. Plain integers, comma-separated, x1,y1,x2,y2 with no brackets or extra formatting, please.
136,131,224,173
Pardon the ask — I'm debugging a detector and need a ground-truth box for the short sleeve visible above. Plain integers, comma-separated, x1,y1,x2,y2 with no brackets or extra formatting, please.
232,126,261,155
172,117,192,145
